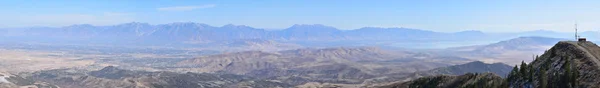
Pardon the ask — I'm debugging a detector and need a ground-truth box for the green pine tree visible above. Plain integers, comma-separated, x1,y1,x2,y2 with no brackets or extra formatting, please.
520,61,528,83
508,65,520,83
573,68,579,87
529,64,534,83
539,68,547,88
564,57,572,88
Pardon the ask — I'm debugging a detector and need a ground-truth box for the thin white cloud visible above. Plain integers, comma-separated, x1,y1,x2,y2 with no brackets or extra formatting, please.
157,4,216,11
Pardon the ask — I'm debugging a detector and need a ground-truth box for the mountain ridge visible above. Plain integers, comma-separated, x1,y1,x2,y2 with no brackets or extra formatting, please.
508,41,600,87
384,41,600,88
380,72,506,88
412,61,512,77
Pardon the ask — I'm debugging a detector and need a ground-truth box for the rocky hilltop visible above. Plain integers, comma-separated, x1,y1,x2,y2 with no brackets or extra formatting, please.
508,41,600,87
384,41,600,88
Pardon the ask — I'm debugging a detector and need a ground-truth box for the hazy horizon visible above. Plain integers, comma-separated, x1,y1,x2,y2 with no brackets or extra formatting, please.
2,21,599,34
1,0,600,33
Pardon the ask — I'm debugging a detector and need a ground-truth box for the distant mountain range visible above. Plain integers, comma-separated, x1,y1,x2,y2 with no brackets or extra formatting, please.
1,22,594,48
2,23,446,42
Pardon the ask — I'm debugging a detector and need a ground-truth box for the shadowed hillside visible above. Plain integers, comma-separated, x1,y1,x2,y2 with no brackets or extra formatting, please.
413,61,512,78
380,73,506,88
366,61,512,87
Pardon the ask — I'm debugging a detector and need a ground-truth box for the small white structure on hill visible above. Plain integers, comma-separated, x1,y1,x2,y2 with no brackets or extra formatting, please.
576,24,586,42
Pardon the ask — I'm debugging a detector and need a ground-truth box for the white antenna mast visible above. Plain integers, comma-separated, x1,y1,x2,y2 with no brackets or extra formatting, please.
575,23,578,40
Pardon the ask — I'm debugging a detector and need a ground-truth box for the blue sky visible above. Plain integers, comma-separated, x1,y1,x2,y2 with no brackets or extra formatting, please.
0,0,599,32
